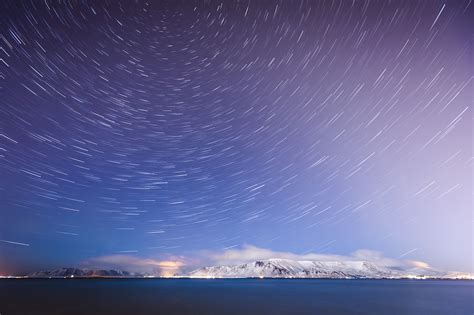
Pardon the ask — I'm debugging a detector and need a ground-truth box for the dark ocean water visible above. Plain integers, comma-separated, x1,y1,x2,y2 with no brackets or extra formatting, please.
0,279,472,315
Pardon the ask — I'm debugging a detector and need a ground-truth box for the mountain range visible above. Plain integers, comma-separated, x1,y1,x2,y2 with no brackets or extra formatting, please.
27,268,143,278
187,258,473,279
21,259,473,279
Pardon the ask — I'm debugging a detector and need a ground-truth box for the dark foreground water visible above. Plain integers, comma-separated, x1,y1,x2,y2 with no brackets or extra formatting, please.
0,279,472,315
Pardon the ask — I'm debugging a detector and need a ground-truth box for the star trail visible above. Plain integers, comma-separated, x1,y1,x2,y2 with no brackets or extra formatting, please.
0,0,472,274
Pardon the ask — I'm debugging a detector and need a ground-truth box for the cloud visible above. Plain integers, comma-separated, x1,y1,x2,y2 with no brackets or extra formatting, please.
83,255,185,276
207,244,346,264
409,260,431,269
82,245,436,277
203,244,432,270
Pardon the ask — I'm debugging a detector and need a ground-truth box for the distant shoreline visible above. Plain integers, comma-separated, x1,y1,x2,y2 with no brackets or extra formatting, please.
1,277,472,281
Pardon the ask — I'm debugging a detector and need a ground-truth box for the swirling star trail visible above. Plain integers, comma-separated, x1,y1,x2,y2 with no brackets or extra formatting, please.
0,0,472,274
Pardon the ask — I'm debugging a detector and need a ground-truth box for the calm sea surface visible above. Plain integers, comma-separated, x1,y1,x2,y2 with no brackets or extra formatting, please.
0,279,472,315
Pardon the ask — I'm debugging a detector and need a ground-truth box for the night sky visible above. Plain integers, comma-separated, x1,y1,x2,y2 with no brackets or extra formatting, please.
0,0,472,275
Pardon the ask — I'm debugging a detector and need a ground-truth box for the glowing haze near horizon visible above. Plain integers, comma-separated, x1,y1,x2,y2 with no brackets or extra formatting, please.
0,0,472,275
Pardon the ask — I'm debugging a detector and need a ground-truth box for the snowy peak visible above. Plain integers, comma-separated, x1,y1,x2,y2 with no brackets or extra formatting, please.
188,258,446,279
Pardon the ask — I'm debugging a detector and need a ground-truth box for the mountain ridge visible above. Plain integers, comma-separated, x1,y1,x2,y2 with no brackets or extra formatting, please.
186,258,473,280
26,267,144,278
17,259,473,280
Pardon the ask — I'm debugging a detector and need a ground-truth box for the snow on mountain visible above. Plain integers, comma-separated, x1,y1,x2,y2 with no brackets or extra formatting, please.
187,258,447,279
27,268,143,278
23,260,472,279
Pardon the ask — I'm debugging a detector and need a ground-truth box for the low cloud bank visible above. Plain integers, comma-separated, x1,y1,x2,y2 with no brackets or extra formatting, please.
82,244,457,276
205,244,432,271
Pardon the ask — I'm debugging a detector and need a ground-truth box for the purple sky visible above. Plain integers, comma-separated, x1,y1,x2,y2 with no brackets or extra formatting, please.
0,0,472,275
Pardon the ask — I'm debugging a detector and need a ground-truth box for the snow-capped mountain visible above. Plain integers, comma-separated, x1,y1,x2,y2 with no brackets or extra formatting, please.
23,261,473,279
27,268,143,278
187,258,449,279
